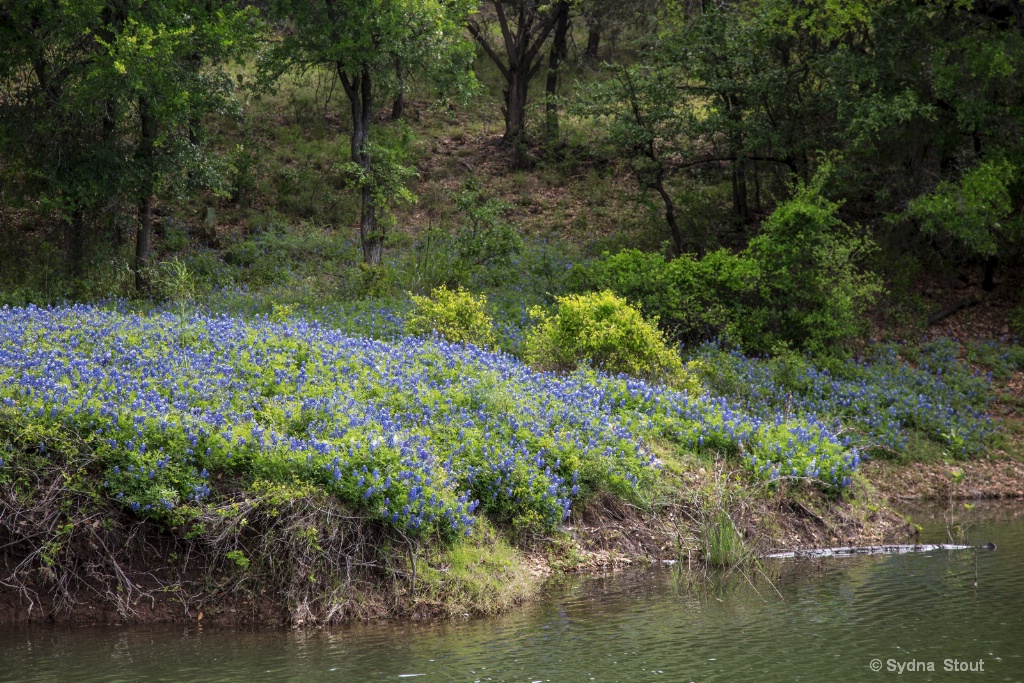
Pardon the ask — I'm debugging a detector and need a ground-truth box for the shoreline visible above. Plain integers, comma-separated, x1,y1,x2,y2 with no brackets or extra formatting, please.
11,453,995,629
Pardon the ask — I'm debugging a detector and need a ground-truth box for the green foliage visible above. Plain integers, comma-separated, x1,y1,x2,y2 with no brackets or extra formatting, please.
407,285,496,348
147,258,197,314
743,168,883,355
647,0,1024,283
338,141,418,231
263,0,475,262
700,509,746,568
0,0,263,289
265,0,475,91
904,160,1021,258
400,178,523,293
569,167,882,356
566,248,759,347
450,179,523,283
571,62,696,252
225,549,251,570
522,291,693,388
220,220,362,292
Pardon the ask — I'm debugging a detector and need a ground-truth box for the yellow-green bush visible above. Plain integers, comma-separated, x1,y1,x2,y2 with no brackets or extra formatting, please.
523,290,695,389
407,285,496,348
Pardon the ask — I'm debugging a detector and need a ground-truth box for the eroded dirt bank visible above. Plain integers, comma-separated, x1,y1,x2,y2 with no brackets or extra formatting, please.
1,458,926,628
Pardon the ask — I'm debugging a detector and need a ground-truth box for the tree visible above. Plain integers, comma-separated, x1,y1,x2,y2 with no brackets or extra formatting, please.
467,0,560,143
904,160,1022,290
666,2,825,223
0,1,261,290
94,2,261,290
579,0,664,64
662,0,1024,275
266,0,474,265
572,63,696,255
0,1,113,274
543,0,570,140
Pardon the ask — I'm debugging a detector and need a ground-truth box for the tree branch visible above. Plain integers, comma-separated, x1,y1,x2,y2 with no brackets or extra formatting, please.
492,0,518,68
467,19,510,81
523,8,558,70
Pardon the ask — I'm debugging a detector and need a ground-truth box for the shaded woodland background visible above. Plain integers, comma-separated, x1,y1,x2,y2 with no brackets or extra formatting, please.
2,0,1023,345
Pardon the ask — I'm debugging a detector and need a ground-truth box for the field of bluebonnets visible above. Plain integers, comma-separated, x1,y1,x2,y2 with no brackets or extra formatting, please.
0,300,998,542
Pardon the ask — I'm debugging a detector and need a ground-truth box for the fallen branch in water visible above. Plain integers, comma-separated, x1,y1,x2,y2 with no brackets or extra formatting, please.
764,542,996,559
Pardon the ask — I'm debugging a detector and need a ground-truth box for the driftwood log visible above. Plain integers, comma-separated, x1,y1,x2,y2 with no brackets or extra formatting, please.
765,543,996,559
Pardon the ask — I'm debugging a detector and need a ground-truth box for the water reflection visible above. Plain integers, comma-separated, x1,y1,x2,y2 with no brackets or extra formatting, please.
1,505,1022,682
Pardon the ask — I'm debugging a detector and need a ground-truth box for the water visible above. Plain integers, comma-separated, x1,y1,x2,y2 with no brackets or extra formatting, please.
2,504,1023,682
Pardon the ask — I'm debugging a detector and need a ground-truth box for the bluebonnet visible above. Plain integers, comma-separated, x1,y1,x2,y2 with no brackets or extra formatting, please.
1,303,956,538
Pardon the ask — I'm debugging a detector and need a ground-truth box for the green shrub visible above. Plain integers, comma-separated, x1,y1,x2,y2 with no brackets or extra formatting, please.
567,168,882,357
522,290,694,388
566,248,758,346
451,178,523,283
904,159,1018,261
742,172,882,356
400,179,523,294
407,285,496,348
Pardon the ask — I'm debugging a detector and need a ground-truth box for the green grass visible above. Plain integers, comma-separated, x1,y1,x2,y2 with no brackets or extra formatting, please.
699,509,747,568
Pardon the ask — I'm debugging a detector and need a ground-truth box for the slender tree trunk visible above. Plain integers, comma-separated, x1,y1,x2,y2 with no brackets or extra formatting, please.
584,16,601,63
752,161,762,213
136,194,154,292
135,97,157,292
732,159,749,222
392,59,407,120
544,1,570,140
341,65,383,265
653,176,684,257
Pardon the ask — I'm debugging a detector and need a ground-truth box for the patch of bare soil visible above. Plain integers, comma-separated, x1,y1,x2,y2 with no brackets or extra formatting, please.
863,458,1024,503
406,126,639,245
553,467,916,573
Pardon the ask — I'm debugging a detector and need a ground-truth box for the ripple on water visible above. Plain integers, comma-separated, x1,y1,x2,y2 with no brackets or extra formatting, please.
1,507,1022,682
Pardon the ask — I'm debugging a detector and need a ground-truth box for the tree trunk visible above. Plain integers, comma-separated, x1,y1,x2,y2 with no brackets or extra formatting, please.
752,161,762,213
584,16,601,63
136,194,154,292
341,65,383,265
391,90,405,121
504,67,529,144
544,1,570,140
983,255,997,292
360,183,382,264
134,97,157,292
467,0,560,146
391,59,407,121
653,177,684,257
732,159,750,222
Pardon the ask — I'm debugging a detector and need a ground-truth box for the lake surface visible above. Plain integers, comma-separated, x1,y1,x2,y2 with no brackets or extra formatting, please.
2,503,1023,683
